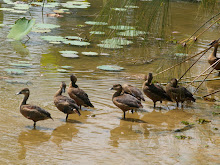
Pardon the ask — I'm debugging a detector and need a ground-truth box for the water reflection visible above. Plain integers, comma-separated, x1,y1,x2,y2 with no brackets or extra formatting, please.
18,129,51,160
110,113,149,147
10,41,29,56
51,123,78,147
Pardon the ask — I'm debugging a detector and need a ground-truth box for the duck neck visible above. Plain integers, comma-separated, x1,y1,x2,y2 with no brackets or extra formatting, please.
209,44,219,59
71,81,78,88
54,88,62,97
113,88,123,98
21,93,29,106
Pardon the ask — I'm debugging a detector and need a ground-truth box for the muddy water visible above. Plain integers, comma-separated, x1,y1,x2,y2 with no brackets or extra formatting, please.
0,0,220,164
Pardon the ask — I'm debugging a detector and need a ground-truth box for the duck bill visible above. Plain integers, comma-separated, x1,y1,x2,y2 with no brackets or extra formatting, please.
16,91,21,95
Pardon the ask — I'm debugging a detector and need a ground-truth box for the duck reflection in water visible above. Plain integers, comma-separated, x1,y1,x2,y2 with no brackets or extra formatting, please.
51,123,79,147
109,113,149,147
18,129,51,160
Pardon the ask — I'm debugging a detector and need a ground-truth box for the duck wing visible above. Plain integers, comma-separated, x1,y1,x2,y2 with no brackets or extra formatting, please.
149,84,172,101
116,94,142,108
74,88,94,107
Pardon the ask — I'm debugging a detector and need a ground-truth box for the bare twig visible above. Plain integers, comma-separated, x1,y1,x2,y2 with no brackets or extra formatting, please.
203,90,220,98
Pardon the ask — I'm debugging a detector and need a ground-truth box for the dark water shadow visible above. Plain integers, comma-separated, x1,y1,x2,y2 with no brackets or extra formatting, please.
120,117,147,123
25,125,54,131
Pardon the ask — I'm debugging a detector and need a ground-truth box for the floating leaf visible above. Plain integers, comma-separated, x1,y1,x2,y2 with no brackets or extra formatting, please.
117,30,146,37
63,40,90,46
82,52,98,56
57,69,68,73
85,21,108,25
7,17,35,40
59,50,79,58
90,31,105,35
101,38,133,45
59,50,78,54
13,4,30,10
41,36,67,42
175,53,188,56
97,65,124,71
61,66,73,69
34,23,60,29
97,44,123,49
10,10,27,13
108,25,135,30
100,53,110,56
0,8,14,11
111,8,127,11
4,69,25,75
10,61,32,68
65,36,83,40
125,5,139,9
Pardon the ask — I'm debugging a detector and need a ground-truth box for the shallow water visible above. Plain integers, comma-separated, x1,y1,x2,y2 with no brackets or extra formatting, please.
0,0,220,164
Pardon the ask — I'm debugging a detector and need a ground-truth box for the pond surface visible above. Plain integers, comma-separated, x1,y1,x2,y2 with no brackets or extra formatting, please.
0,0,219,164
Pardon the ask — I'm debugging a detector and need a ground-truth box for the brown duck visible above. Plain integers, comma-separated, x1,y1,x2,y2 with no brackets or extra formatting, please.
208,40,220,75
17,88,53,127
111,84,143,119
142,73,172,108
54,82,81,121
122,84,145,101
67,74,94,110
165,78,196,107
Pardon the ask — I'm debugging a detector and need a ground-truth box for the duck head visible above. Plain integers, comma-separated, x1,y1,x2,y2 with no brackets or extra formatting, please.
60,82,66,93
70,74,77,83
16,88,30,95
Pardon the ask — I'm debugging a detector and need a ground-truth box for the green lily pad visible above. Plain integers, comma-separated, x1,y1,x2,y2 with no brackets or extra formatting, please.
10,10,27,13
61,66,73,69
4,69,25,75
59,50,78,54
125,5,139,9
97,65,124,71
13,4,30,10
82,52,98,56
49,41,62,44
100,53,110,56
57,69,68,73
97,44,123,49
90,31,105,35
117,30,146,37
32,28,51,33
65,36,83,40
41,36,67,42
10,61,32,68
101,38,133,45
7,17,35,40
60,53,79,58
63,40,90,46
34,23,60,29
111,8,127,11
108,25,135,30
0,24,5,27
61,3,90,9
85,21,108,25
175,53,188,56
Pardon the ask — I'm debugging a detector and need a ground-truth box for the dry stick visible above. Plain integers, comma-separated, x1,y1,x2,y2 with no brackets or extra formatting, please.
186,59,220,88
154,48,208,77
193,59,220,94
179,12,220,44
203,89,220,98
196,17,220,39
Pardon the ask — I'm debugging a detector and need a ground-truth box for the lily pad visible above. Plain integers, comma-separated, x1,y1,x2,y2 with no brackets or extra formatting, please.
57,69,68,73
97,65,124,71
41,36,67,42
32,28,51,33
0,8,15,11
7,17,35,40
10,10,27,13
101,38,133,45
117,30,146,37
59,50,78,54
82,52,98,56
111,8,127,11
85,21,108,25
65,36,83,40
34,23,60,29
13,4,30,10
61,66,73,69
10,61,32,68
60,53,79,58
4,69,25,75
63,40,90,46
108,25,135,30
97,44,123,49
100,53,110,56
175,53,188,56
125,5,139,9
90,31,105,35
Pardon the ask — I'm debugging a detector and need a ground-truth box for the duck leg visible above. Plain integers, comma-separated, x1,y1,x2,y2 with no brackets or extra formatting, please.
153,102,156,108
66,114,69,121
176,102,179,107
123,112,126,119
131,109,133,114
33,122,36,128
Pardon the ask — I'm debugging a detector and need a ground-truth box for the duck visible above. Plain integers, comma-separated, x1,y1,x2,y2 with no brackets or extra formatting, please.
111,84,143,119
165,78,196,107
67,74,94,110
208,40,220,75
16,88,53,127
122,84,145,101
54,82,81,121
142,73,172,108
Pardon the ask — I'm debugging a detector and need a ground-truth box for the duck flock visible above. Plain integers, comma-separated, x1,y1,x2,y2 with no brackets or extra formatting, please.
17,73,196,128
